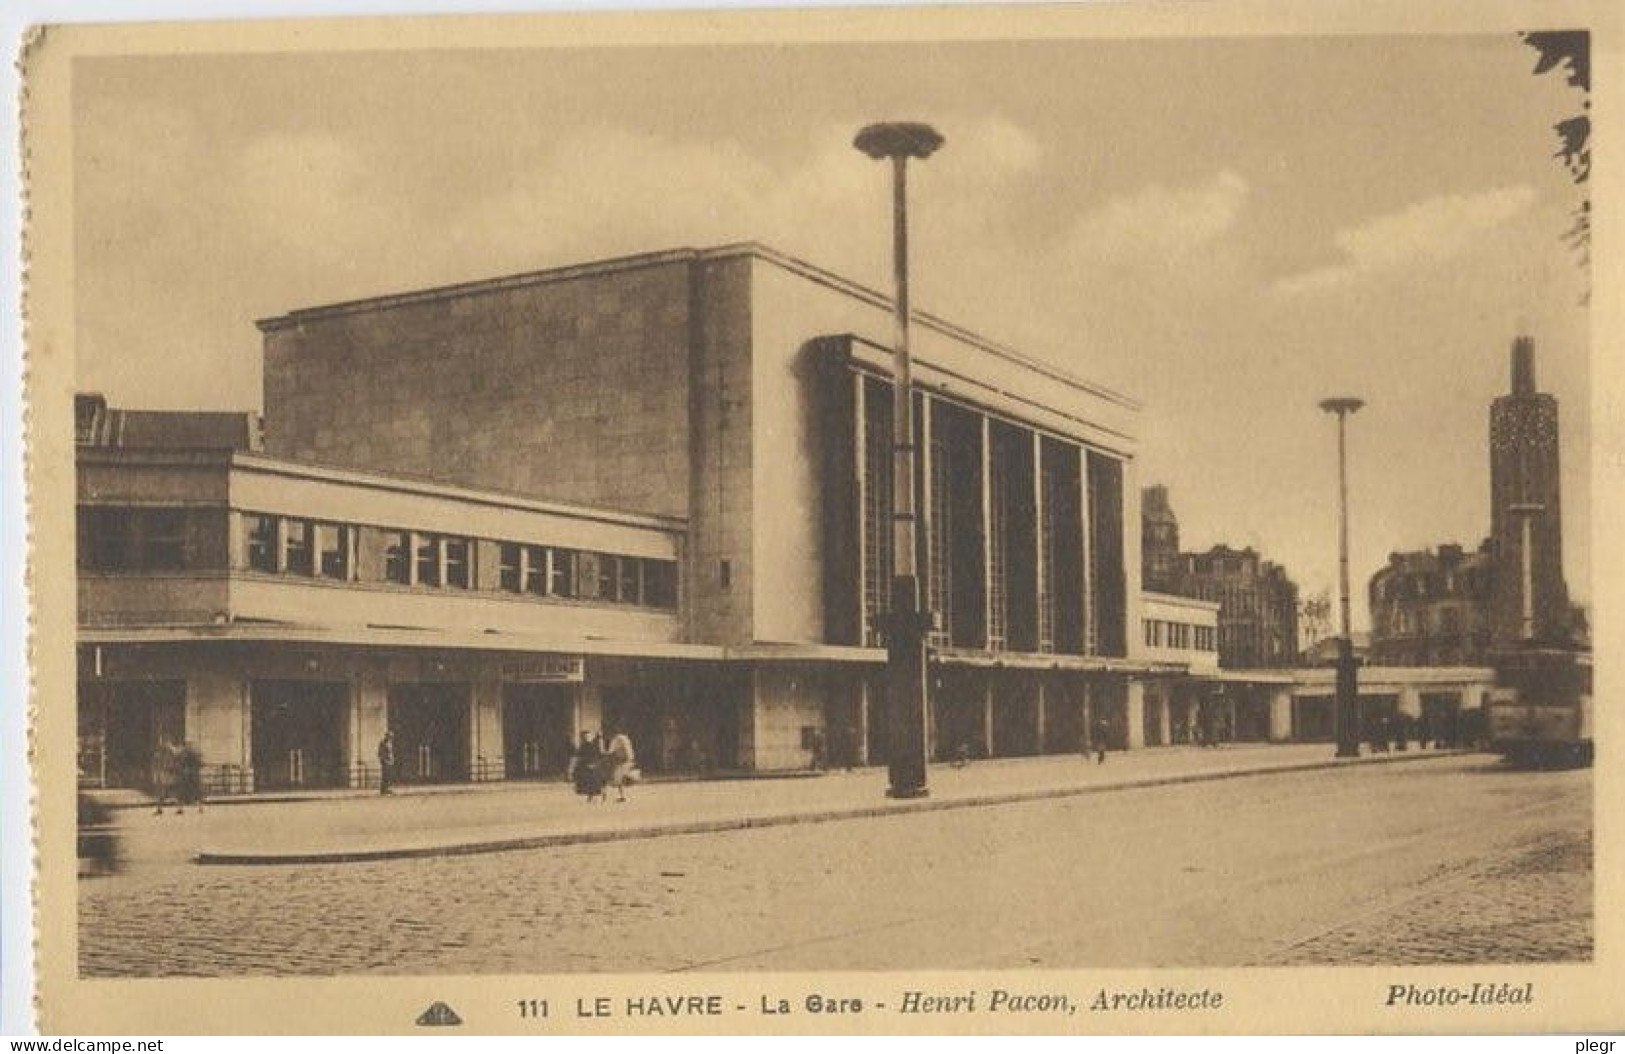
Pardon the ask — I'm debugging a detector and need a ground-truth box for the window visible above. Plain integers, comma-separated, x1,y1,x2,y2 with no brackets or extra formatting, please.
596,553,619,601
617,556,641,605
415,534,441,586
245,514,277,573
141,509,188,570
283,519,314,576
316,523,350,580
78,506,129,570
499,543,522,593
1144,620,1156,647
549,549,576,598
525,546,548,596
384,532,412,585
444,538,470,589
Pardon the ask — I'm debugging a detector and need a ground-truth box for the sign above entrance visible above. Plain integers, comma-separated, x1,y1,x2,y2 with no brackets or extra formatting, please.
503,655,585,683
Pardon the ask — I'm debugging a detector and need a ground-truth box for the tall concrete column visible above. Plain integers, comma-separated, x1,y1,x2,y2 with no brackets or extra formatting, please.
1269,687,1293,742
1126,680,1146,750
858,676,872,766
982,676,995,758
1034,679,1048,754
1156,688,1172,747
471,666,504,782
354,663,389,788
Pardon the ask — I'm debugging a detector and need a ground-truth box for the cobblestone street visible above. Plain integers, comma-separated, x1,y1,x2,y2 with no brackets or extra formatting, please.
79,754,1590,975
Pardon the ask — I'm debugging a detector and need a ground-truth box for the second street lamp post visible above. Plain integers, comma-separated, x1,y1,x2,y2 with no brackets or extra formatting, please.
854,121,944,799
1320,396,1364,759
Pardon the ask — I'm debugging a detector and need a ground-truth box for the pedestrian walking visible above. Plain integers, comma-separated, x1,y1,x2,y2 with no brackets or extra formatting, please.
377,730,396,795
175,741,205,812
807,727,826,772
605,727,637,803
569,731,607,802
150,736,181,815
1092,717,1110,765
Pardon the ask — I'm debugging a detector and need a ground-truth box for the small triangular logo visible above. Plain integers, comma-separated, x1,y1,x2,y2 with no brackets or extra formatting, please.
416,1001,463,1027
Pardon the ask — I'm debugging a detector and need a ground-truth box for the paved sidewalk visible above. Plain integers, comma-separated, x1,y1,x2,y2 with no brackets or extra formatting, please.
143,743,1474,865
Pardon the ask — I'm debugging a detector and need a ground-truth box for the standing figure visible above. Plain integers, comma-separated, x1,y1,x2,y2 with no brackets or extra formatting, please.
377,730,396,795
1092,717,1110,765
150,736,179,815
570,731,606,803
176,741,204,812
807,727,827,772
605,727,637,803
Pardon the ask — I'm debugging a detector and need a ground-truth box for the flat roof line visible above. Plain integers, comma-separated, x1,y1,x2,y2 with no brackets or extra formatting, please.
254,241,1139,410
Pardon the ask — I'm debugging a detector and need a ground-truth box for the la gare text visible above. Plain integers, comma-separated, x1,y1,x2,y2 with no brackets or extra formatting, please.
566,987,1225,1019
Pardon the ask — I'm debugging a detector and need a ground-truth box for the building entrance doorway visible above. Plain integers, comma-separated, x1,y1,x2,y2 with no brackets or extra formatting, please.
502,683,574,779
931,670,986,761
251,681,349,790
79,680,186,790
388,683,470,784
1294,695,1335,742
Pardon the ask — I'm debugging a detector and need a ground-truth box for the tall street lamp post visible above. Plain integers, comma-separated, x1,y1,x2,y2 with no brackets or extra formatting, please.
1319,396,1364,759
854,121,944,799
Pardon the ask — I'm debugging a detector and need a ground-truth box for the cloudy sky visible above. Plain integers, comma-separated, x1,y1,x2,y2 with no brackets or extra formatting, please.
73,32,1592,625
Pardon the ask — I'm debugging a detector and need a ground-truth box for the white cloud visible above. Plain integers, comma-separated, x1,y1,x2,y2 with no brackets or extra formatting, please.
1067,170,1250,262
445,114,1041,291
1274,185,1538,294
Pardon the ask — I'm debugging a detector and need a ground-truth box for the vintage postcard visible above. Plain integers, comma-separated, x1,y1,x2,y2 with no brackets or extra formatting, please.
20,0,1625,1035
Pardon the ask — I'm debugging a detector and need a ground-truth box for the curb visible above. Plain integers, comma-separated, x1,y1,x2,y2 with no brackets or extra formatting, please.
196,749,1478,866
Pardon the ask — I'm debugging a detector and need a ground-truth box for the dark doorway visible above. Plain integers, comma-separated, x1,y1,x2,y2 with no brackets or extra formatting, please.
502,683,574,780
992,676,1040,757
1294,695,1335,742
1042,678,1085,754
81,680,186,790
388,683,471,784
1234,692,1272,742
931,669,986,760
251,681,349,790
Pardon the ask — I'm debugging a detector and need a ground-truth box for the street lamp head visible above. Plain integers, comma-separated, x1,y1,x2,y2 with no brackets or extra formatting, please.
854,122,945,161
1318,396,1365,416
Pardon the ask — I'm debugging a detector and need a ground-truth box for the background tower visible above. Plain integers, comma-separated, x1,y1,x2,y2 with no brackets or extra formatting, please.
1489,336,1568,647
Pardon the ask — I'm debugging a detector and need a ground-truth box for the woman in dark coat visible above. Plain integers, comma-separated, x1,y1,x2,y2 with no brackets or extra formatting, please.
570,732,607,803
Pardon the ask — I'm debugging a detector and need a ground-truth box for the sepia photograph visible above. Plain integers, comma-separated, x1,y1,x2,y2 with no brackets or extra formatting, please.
17,0,1623,1035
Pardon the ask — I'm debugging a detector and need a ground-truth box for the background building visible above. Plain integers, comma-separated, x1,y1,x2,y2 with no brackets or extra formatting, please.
1140,487,1301,672
1367,541,1494,666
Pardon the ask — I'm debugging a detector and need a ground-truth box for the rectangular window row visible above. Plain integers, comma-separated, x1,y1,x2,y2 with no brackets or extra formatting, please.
241,512,678,610
245,514,356,581
1142,618,1216,652
494,544,677,609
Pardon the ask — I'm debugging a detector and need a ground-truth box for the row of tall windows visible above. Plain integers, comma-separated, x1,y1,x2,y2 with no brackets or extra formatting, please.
1142,619,1215,652
245,514,355,581
495,543,677,609
852,373,1122,658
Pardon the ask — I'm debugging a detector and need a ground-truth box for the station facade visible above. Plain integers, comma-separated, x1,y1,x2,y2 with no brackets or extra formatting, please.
74,243,1495,793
